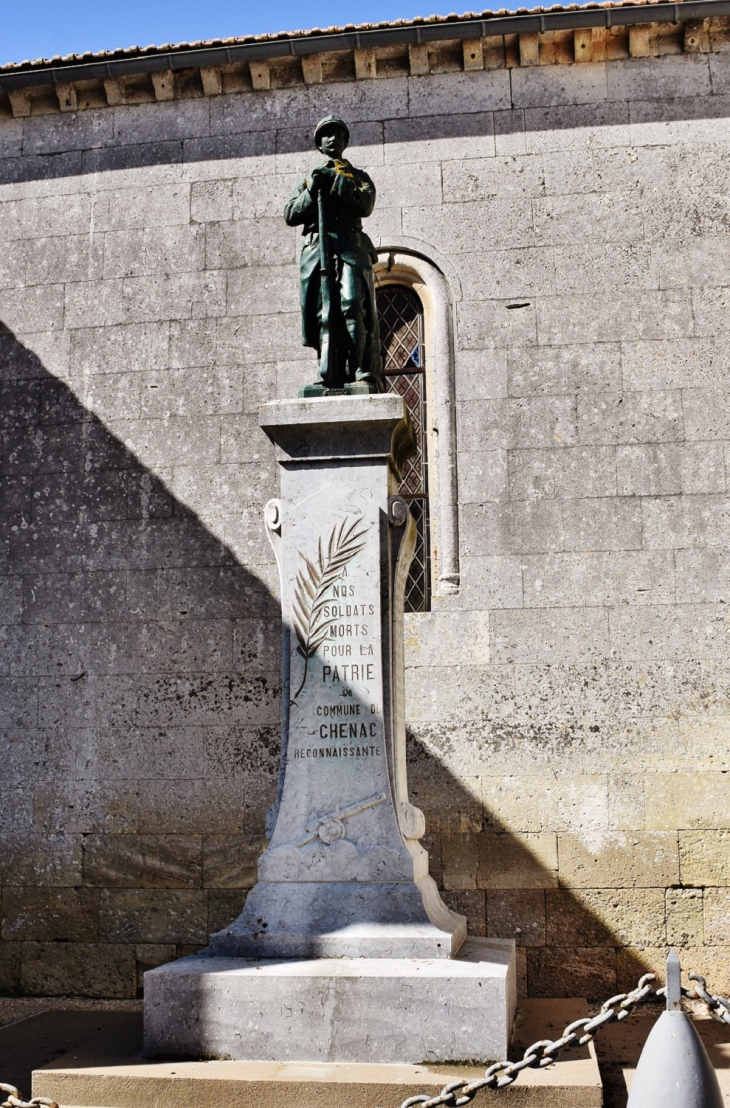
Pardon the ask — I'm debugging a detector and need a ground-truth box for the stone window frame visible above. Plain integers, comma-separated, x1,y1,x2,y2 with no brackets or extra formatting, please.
374,250,460,597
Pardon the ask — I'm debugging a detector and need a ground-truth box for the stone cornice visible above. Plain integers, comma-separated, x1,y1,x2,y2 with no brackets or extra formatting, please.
1,0,728,120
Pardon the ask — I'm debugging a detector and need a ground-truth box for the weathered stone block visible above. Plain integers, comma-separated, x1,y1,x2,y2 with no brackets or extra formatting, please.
534,194,643,248
384,112,495,164
557,831,679,888
675,550,730,604
546,888,665,948
612,605,730,662
528,946,617,999
443,155,543,205
0,833,83,887
522,551,674,609
82,834,202,888
666,887,704,946
490,608,610,665
607,54,711,102
642,494,730,551
645,773,730,831
564,497,643,551
539,293,692,345
441,833,479,890
460,500,564,557
458,396,577,452
487,888,545,947
113,99,210,146
684,386,730,441
21,941,136,997
608,774,646,831
616,443,682,496
617,945,730,996
0,678,36,729
577,390,684,445
513,62,607,108
441,889,486,936
405,664,515,727
202,836,262,889
458,449,508,504
680,831,730,886
0,578,22,625
1,887,98,941
460,248,555,301
477,831,558,889
191,179,233,223
207,889,247,935
408,69,511,117
372,162,442,209
103,225,206,280
99,889,208,944
404,611,489,667
509,446,616,501
0,941,21,993
703,888,730,945
206,218,297,270
523,102,630,155
508,342,620,397
136,778,242,835
404,202,534,257
458,555,523,610
0,285,65,335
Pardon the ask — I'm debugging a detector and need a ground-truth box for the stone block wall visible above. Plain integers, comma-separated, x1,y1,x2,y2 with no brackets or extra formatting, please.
1,42,729,997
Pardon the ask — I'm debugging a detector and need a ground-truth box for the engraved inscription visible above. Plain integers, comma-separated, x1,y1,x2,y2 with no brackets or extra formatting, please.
291,515,369,698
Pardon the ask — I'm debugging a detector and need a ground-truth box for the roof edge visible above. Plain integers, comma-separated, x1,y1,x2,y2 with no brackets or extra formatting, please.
1,0,727,89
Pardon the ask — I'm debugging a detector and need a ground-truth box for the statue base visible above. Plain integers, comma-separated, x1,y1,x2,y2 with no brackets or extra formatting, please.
298,381,378,397
208,877,465,959
143,938,517,1063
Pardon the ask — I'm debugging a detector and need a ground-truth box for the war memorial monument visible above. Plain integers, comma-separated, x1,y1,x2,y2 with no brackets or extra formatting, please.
3,7,730,1102
144,114,516,1065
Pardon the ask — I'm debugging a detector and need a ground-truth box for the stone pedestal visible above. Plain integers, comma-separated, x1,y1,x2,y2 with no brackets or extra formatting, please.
144,938,516,1063
213,394,465,959
144,395,515,1062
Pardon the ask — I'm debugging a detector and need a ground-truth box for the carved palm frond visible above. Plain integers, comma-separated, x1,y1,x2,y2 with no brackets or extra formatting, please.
292,515,369,698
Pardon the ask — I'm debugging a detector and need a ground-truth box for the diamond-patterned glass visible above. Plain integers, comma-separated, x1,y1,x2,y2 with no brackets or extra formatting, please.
376,286,431,613
379,287,424,374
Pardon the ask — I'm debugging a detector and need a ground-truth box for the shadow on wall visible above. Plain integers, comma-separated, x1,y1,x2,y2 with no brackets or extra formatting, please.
405,728,657,1001
0,320,281,998
0,320,653,1002
0,85,723,187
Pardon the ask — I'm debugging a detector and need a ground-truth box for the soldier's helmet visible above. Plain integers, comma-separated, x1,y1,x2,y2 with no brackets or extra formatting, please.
313,115,350,149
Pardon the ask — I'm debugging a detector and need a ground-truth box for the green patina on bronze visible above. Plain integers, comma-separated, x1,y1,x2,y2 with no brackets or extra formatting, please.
285,115,384,396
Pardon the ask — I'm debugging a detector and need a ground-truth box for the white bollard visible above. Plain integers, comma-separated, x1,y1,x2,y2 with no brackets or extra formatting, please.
627,951,723,1108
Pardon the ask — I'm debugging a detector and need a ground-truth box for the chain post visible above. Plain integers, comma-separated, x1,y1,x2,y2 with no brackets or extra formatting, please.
389,958,729,1108
627,951,723,1108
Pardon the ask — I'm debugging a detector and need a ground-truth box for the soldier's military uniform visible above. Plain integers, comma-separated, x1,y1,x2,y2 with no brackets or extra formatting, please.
284,117,383,391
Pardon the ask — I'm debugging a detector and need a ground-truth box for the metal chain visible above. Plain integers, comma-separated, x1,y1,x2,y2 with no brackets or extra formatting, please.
687,974,730,1027
1,971,726,1108
0,1086,57,1108
397,964,730,1108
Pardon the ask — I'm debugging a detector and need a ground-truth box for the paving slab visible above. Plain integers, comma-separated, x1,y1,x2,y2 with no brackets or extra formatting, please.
30,999,601,1108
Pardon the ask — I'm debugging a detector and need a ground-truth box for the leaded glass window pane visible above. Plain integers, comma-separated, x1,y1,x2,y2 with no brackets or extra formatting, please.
377,286,431,613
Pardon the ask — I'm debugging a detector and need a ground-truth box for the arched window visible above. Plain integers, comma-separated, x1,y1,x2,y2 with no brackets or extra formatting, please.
377,286,430,612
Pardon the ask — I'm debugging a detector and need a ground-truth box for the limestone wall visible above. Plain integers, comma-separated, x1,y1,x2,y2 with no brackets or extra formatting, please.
1,44,729,998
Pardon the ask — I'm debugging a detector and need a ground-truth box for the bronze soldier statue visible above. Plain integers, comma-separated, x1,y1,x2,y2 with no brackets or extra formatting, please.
285,116,384,395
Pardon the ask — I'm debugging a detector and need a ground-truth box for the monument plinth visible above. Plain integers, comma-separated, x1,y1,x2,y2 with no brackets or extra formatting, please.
213,394,464,959
144,396,516,1063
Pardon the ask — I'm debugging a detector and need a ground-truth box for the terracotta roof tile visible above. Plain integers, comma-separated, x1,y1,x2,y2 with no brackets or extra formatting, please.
0,0,702,74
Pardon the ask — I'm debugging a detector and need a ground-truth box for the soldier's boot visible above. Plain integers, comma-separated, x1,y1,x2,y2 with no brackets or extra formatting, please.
344,318,367,384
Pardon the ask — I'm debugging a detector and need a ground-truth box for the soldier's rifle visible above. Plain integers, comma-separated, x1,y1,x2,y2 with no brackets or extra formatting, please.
317,178,338,385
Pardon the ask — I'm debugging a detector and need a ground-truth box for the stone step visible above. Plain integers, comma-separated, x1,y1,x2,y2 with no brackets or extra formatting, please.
29,1000,601,1108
